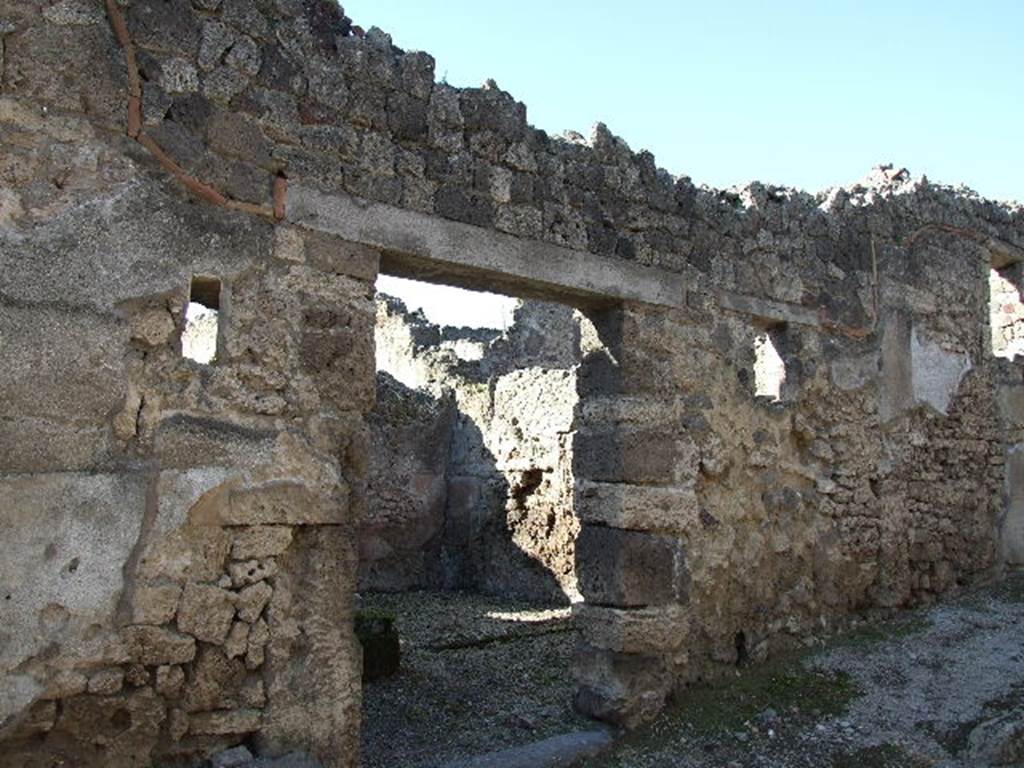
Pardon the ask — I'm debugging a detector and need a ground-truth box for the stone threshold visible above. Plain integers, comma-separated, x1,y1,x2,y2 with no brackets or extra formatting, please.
436,729,615,768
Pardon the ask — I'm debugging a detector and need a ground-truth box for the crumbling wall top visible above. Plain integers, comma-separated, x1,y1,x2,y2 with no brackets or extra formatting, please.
7,0,1019,333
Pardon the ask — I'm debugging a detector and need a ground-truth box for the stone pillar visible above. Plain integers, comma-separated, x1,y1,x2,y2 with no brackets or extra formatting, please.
254,229,379,766
571,302,703,728
998,367,1024,566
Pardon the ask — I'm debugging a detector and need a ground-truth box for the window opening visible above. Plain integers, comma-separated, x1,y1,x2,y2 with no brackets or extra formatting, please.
182,276,221,364
754,329,786,401
989,266,1024,360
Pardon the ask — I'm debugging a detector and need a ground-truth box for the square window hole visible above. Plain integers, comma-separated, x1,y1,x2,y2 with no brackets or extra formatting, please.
182,276,221,364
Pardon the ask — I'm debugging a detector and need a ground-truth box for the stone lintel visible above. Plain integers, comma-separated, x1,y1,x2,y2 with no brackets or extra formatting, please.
716,290,821,327
288,185,688,310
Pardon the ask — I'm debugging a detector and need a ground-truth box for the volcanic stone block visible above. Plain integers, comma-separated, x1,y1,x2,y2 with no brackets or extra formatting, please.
300,303,377,412
182,646,251,713
576,481,700,534
87,668,125,696
131,584,183,626
575,604,691,656
225,621,250,659
434,185,495,228
387,92,429,143
576,525,689,608
123,626,197,666
177,583,236,644
232,526,294,560
304,231,381,283
229,558,279,588
225,483,348,526
573,643,671,728
258,526,361,761
155,665,185,698
236,581,273,622
189,709,262,736
573,427,679,485
246,619,269,671
41,671,88,700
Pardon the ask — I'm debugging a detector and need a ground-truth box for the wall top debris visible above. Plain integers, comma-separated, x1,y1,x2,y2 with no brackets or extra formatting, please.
6,0,1020,330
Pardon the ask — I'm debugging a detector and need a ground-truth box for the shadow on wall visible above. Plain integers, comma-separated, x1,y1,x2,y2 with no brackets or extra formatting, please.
444,411,572,603
361,372,572,604
359,372,458,592
360,295,583,605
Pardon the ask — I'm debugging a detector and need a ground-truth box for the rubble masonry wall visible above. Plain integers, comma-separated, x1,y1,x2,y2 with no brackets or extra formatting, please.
1,0,1024,763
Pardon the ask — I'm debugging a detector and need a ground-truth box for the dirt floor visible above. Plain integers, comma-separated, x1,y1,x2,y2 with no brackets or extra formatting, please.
359,591,593,768
359,574,1024,768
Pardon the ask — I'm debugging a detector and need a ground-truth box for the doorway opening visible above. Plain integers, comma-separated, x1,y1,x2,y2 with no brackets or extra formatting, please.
359,273,594,767
989,265,1024,360
989,261,1024,567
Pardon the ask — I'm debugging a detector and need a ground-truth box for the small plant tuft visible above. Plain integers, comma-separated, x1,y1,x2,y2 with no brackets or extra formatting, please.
355,608,401,681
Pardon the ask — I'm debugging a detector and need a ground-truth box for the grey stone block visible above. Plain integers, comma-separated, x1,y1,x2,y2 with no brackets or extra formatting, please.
573,427,679,485
439,730,613,768
576,525,689,608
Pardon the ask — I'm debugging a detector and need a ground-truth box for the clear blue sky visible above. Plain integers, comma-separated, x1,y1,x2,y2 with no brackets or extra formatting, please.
345,0,1023,204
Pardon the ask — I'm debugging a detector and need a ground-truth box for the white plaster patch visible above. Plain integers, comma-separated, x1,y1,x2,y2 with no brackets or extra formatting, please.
155,467,236,532
0,474,147,710
910,328,972,415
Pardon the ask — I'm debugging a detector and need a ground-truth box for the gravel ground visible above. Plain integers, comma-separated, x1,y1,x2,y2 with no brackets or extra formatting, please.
359,591,593,768
360,575,1024,768
595,571,1024,768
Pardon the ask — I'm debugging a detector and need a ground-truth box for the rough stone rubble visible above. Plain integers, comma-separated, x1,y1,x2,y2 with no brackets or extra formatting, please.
0,1,1022,767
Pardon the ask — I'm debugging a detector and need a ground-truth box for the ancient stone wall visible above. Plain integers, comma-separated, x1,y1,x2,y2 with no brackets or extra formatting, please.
359,371,455,592
1,180,378,768
2,0,1024,763
572,284,1008,724
0,3,380,758
369,296,581,603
